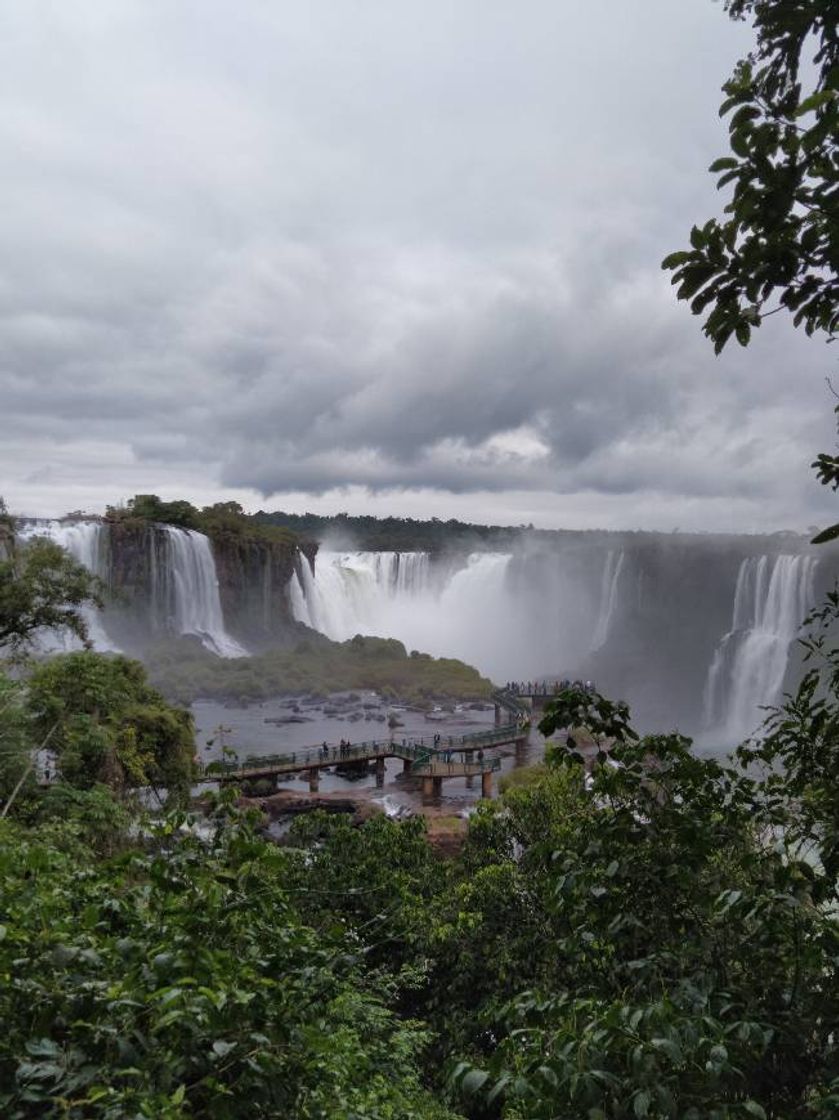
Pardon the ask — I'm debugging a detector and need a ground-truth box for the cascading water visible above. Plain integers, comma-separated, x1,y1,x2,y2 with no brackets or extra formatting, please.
592,549,625,649
16,521,249,658
14,520,121,652
157,527,248,658
291,551,432,638
291,550,525,678
703,553,817,742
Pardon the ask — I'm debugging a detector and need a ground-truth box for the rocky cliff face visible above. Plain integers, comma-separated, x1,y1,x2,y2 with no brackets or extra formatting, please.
210,532,317,649
101,519,316,651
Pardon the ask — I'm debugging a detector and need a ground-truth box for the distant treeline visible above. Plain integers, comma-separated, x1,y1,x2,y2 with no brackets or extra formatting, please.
251,509,810,552
100,496,813,553
253,510,535,552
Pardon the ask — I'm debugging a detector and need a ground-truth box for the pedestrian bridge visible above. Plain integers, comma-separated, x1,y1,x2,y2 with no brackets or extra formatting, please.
199,723,525,799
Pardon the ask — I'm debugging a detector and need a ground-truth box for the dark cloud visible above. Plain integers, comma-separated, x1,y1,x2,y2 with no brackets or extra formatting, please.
0,0,836,530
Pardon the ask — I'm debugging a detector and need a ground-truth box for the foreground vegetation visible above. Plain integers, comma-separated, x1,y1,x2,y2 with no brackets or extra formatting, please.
144,633,493,706
3,666,839,1116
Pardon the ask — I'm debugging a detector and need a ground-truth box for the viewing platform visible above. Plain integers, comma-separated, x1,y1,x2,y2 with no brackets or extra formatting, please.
197,723,523,799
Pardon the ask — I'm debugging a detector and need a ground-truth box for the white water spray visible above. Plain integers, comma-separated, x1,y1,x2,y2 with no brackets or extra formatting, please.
703,553,817,742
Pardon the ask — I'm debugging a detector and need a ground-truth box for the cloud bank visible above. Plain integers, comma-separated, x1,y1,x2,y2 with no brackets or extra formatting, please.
1,0,836,531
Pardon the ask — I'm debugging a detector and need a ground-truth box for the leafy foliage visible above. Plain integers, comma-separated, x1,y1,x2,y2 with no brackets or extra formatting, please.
107,495,301,548
449,699,839,1117
662,1,839,543
0,673,34,804
663,0,839,354
26,652,195,804
0,805,458,1119
0,532,102,655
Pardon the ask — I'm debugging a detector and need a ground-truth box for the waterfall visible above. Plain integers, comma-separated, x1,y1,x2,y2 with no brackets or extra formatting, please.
291,550,524,678
703,554,817,742
592,549,625,649
158,527,248,658
14,520,120,652
291,551,433,639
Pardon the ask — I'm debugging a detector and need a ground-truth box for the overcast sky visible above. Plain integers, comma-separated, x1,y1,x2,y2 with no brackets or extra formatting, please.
2,0,837,532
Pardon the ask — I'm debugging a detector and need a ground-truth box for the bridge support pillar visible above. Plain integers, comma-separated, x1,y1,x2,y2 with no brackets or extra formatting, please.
433,776,443,797
515,737,527,764
403,758,412,773
422,776,434,798
494,703,501,726
481,770,493,800
308,768,319,792
375,757,386,787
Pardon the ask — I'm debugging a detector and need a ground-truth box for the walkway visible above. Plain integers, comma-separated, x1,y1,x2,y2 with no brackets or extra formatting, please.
199,723,523,798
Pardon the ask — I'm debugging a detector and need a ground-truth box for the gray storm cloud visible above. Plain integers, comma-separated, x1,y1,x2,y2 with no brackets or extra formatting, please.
0,0,836,529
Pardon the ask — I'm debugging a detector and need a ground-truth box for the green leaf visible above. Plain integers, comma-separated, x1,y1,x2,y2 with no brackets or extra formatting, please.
634,1089,651,1117
810,522,839,544
795,90,836,116
651,1037,683,1063
662,251,693,269
743,1102,766,1120
462,1069,490,1095
709,157,738,172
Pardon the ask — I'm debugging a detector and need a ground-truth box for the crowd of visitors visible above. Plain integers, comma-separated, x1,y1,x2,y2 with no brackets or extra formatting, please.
505,679,596,695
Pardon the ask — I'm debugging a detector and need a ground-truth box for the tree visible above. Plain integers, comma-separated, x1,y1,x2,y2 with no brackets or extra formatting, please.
663,0,839,352
25,652,196,805
0,513,102,654
109,494,200,530
0,807,460,1119
664,1,839,539
452,690,839,1118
